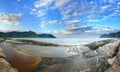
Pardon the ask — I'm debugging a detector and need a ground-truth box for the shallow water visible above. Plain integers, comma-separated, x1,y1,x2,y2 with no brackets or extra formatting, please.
16,45,80,57
14,38,114,57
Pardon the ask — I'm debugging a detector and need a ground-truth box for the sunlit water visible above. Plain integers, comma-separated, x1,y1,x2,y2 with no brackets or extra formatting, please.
14,38,113,45
14,38,114,57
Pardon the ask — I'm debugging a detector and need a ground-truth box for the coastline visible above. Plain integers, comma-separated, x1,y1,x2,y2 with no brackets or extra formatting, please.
0,38,120,72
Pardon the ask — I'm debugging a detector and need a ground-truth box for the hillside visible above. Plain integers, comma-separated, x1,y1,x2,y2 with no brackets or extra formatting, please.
100,31,120,38
37,34,56,38
0,31,56,38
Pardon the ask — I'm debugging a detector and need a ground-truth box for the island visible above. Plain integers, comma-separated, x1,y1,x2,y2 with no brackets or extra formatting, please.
0,31,56,38
100,31,120,38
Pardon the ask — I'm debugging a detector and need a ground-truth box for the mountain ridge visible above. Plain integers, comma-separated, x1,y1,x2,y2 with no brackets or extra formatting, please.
100,31,120,38
0,31,56,38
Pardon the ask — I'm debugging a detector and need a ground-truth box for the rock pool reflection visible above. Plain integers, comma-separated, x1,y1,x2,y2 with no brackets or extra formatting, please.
15,45,79,57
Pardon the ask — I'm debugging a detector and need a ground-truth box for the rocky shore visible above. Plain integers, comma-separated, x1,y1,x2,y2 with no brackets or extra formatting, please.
32,39,120,72
0,38,120,72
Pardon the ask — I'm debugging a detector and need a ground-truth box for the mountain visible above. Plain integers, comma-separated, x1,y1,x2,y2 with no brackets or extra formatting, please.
0,31,56,38
37,34,56,38
100,31,120,38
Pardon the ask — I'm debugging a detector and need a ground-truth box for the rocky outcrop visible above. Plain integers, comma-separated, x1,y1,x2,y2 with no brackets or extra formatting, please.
0,48,19,72
84,39,120,72
104,42,120,72
0,42,41,71
85,39,115,50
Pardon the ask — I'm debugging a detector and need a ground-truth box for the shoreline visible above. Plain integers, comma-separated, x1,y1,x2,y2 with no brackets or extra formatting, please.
0,38,120,72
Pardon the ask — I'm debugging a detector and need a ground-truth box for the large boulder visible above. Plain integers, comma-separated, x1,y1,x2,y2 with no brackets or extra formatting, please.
0,48,19,72
105,42,120,72
86,39,115,50
0,43,41,71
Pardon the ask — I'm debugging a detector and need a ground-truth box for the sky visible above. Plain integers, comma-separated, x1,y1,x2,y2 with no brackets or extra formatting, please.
0,0,120,38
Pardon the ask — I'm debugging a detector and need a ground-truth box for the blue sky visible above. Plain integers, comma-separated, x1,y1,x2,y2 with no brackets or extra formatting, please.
0,0,120,37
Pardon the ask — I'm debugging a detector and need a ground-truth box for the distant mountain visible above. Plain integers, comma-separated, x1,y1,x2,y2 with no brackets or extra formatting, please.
100,31,120,38
37,34,56,38
0,31,56,38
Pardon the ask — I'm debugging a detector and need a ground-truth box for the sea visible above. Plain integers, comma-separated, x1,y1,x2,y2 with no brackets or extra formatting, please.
14,38,113,45
13,38,114,57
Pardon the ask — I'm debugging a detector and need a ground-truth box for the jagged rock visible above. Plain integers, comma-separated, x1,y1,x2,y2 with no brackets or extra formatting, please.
86,39,115,50
105,65,120,72
105,42,120,72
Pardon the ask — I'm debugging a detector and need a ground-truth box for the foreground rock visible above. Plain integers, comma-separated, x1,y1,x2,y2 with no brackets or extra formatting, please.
0,42,41,71
0,48,18,72
105,42,120,72
85,39,115,50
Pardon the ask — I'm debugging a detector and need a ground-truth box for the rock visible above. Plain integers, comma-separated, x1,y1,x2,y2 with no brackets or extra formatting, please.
86,39,115,50
107,56,116,65
0,38,6,42
105,65,120,72
0,47,18,72
0,43,41,71
105,42,120,72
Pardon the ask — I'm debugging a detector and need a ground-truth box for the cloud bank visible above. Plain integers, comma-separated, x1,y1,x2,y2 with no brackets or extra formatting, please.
0,13,22,25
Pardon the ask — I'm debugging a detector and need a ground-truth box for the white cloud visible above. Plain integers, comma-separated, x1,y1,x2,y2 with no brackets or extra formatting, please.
102,9,120,20
118,2,120,5
34,0,52,8
31,9,46,17
85,26,119,34
17,0,21,2
37,10,46,17
50,25,93,35
32,0,53,17
88,19,100,22
0,13,22,25
50,25,119,36
72,12,79,17
48,20,58,24
52,30,73,35
55,0,70,8
40,21,46,28
66,20,80,24
62,15,71,20
85,30,101,34
100,5,111,13
62,8,72,15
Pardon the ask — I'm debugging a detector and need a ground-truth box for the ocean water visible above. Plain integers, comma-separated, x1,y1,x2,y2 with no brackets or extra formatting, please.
14,38,113,45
